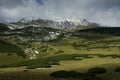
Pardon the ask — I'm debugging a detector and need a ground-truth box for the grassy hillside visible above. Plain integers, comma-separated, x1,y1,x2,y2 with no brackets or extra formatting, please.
0,40,25,57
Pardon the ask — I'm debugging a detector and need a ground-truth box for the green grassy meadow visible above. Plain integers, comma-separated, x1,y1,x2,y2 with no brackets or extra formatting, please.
0,27,120,80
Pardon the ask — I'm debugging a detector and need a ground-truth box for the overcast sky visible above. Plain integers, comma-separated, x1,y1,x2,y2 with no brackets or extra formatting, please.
0,0,120,26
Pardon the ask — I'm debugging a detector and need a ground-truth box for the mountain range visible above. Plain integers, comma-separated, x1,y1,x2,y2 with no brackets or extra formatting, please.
7,18,99,30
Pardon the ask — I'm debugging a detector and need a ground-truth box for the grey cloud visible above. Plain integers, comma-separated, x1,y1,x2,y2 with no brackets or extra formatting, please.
93,0,120,9
36,0,44,5
0,0,120,26
0,0,23,8
0,0,44,8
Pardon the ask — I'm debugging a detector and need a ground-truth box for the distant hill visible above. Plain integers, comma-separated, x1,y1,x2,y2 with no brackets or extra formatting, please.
79,27,120,36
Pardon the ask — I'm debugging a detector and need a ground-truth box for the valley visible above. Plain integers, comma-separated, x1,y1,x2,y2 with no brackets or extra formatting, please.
0,20,120,80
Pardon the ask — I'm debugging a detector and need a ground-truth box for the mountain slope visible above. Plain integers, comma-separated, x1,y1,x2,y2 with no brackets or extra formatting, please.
0,23,10,32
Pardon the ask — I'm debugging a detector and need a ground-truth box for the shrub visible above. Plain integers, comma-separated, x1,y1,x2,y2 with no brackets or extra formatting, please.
115,67,120,72
87,67,107,74
50,70,68,78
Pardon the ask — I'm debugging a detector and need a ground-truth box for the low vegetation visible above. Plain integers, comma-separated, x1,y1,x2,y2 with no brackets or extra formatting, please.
51,70,103,80
1,54,120,69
